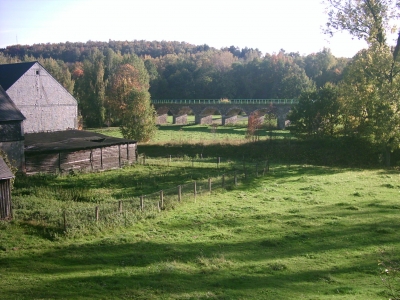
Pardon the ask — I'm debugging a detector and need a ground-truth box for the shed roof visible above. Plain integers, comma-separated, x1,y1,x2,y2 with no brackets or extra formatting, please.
24,130,137,153
0,157,14,180
0,85,25,122
0,61,36,91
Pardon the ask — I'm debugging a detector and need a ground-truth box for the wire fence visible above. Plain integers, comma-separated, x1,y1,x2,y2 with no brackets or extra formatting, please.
12,155,270,237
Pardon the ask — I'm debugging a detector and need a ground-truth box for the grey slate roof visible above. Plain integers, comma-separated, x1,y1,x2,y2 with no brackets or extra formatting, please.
0,61,36,91
0,157,14,180
0,85,25,122
25,130,137,153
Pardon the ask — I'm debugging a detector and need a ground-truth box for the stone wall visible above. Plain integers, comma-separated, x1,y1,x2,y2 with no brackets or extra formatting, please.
222,115,237,125
156,114,168,125
195,115,213,125
173,115,187,125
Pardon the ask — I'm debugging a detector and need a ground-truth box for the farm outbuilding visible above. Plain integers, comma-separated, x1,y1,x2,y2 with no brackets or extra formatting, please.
0,61,138,174
0,86,26,170
0,61,78,133
0,157,14,220
24,130,137,174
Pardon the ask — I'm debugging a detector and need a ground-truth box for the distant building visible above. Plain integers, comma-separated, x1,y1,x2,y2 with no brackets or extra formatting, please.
0,61,78,133
0,86,25,170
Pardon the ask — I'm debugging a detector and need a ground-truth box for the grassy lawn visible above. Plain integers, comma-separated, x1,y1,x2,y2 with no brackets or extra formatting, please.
1,125,399,299
89,123,288,145
1,164,400,299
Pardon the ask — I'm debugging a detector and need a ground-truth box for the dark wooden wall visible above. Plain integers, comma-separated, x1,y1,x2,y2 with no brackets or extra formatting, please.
25,143,137,174
0,179,12,220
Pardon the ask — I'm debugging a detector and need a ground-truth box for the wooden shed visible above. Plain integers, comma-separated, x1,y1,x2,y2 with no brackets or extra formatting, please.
24,130,137,174
0,157,14,220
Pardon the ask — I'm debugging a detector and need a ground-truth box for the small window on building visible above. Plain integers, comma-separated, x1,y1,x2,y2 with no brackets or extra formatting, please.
36,70,40,75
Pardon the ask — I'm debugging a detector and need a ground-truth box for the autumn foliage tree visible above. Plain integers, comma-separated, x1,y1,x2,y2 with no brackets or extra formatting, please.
119,89,156,142
246,112,263,141
107,57,156,142
107,64,142,124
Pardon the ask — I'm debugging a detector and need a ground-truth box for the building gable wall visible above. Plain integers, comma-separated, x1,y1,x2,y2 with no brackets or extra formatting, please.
6,62,78,133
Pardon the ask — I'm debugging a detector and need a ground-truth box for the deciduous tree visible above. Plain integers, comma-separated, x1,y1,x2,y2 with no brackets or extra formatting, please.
119,89,156,142
288,84,341,137
324,0,400,165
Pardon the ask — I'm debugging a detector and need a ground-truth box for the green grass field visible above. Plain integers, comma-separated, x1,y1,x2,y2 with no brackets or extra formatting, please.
90,120,285,145
1,124,399,299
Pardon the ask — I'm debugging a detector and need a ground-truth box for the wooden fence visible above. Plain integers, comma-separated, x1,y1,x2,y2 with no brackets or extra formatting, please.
12,156,269,236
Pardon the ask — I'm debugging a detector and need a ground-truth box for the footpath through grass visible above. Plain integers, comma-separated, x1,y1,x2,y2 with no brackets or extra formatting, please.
1,164,400,299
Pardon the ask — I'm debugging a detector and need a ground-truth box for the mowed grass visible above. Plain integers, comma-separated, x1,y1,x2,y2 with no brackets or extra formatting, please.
1,164,400,299
90,121,287,145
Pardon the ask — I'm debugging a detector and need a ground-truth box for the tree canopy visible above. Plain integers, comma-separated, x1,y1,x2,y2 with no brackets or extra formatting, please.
289,0,400,165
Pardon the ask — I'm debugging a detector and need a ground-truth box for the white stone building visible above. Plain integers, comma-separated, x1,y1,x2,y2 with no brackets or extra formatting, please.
0,61,78,133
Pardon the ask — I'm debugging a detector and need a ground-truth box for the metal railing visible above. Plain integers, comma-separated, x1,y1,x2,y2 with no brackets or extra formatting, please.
151,99,298,105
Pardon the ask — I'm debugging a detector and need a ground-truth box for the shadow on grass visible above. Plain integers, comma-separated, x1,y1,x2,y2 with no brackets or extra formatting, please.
0,211,394,298
13,164,348,205
156,124,291,139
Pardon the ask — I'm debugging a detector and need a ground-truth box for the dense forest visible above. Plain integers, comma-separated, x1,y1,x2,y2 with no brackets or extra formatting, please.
0,40,349,127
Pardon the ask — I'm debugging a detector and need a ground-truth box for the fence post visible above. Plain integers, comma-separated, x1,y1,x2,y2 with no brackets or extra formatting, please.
234,172,238,186
222,174,225,189
58,152,61,173
100,147,103,169
178,185,182,202
95,206,99,222
90,149,93,171
140,196,144,211
118,201,122,213
266,160,269,172
143,154,146,165
63,210,67,231
256,163,259,177
118,144,121,168
160,190,164,210
208,178,212,194
194,181,197,202
217,157,220,168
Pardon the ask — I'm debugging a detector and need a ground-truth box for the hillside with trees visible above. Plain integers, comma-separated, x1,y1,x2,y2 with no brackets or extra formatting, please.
0,41,349,133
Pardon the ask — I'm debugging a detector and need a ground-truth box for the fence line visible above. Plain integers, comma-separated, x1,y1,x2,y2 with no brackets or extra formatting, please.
12,156,270,237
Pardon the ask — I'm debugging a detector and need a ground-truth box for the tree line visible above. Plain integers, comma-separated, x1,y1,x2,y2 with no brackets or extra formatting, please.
0,41,349,126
